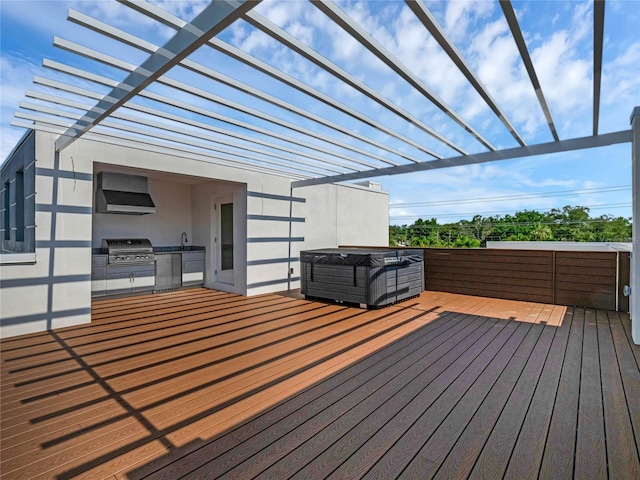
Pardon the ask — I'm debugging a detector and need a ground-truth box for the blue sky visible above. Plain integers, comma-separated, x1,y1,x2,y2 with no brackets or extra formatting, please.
1,0,639,224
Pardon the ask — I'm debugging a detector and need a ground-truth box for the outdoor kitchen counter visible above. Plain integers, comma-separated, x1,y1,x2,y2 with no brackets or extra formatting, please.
91,247,206,297
153,245,206,253
91,245,206,254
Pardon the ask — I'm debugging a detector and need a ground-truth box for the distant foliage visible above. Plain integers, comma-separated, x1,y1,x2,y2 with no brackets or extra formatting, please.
389,206,632,248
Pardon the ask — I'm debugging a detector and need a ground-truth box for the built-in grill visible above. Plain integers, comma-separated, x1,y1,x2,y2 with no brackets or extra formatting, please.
102,238,155,265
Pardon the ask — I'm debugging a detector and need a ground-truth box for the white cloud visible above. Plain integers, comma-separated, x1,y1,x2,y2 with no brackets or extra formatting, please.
384,156,622,224
232,23,280,53
151,0,209,21
532,31,591,112
255,0,308,27
602,42,640,106
0,0,73,38
443,0,494,42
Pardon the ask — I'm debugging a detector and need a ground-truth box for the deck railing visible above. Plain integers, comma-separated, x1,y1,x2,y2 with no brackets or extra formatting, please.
341,246,630,311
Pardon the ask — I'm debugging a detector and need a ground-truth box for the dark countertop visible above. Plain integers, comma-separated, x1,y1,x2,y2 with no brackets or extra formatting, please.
92,246,205,255
154,246,206,253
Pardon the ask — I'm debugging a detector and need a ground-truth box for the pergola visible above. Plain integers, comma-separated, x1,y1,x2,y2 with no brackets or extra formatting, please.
10,0,640,342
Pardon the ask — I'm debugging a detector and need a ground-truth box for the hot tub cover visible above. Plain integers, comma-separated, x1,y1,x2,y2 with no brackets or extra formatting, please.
300,248,423,267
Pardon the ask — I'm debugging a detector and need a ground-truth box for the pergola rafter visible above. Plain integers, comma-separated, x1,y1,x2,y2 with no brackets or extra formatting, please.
54,0,257,151
310,0,496,151
593,0,606,136
405,0,526,147
10,0,630,186
499,0,560,142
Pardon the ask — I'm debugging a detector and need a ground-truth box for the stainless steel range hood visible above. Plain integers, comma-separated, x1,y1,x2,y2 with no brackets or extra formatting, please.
96,172,156,215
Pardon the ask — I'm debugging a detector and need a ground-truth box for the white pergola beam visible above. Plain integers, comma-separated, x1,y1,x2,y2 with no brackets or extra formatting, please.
119,0,449,158
311,0,495,151
593,0,606,136
26,82,355,176
405,0,525,147
49,38,393,169
33,72,368,173
207,39,443,159
243,10,468,155
14,118,310,180
52,38,400,169
41,60,356,173
21,100,342,177
500,0,560,142
119,0,442,158
67,8,429,165
55,0,258,151
292,130,632,187
120,0,456,158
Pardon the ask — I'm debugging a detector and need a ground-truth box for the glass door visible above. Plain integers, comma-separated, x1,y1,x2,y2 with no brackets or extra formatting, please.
217,198,234,284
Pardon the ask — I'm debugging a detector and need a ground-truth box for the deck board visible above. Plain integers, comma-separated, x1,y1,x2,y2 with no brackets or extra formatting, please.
502,307,574,480
432,323,546,479
145,296,492,480
597,310,640,479
608,311,640,456
212,306,500,480
339,311,531,480
1,288,639,480
575,309,608,480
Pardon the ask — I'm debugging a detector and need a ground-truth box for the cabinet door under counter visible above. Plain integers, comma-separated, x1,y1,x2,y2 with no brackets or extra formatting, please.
91,256,155,297
106,264,155,295
182,250,205,286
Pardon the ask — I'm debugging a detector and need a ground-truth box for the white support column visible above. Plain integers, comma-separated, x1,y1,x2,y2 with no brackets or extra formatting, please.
631,106,640,344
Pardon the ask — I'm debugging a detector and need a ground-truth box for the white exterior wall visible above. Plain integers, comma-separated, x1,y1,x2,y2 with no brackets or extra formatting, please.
294,182,389,250
1,131,93,338
1,131,389,338
336,183,389,247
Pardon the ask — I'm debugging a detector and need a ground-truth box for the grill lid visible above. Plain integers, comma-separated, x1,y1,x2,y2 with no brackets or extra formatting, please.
102,238,153,252
102,238,154,265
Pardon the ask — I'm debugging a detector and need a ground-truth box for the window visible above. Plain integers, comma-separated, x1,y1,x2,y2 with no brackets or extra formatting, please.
15,171,24,242
3,181,9,241
220,202,234,270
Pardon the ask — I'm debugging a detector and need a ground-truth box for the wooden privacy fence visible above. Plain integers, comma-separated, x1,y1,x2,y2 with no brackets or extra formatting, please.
341,246,630,311
423,248,629,312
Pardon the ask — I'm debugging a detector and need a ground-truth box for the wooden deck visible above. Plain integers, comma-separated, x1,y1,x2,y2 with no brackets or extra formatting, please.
1,288,639,479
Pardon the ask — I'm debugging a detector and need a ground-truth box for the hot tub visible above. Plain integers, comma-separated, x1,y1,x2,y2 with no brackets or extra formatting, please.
300,248,424,308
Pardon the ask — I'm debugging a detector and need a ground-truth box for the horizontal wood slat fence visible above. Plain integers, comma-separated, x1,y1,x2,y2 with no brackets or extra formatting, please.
341,247,630,311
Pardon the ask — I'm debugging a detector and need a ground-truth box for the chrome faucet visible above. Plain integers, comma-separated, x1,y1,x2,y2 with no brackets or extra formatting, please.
181,232,188,250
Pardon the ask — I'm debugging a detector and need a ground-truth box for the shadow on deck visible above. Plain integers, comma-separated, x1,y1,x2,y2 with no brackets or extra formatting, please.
1,288,638,479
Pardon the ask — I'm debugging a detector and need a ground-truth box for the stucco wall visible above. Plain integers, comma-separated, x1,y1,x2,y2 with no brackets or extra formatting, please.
1,131,389,337
1,131,93,338
294,182,389,250
0,132,298,336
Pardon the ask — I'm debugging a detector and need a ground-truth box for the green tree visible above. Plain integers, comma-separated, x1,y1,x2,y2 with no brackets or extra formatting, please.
388,205,631,247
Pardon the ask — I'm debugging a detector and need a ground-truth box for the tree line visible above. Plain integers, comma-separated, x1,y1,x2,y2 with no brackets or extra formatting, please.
389,206,632,248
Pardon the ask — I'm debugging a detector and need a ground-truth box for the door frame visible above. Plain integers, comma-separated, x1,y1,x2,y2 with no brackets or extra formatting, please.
215,195,234,285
